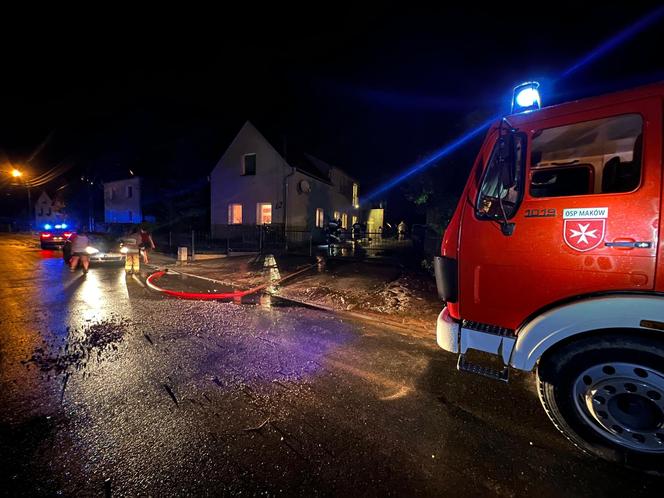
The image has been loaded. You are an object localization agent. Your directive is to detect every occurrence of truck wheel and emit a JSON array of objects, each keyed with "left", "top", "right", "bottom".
[{"left": 537, "top": 334, "right": 664, "bottom": 472}]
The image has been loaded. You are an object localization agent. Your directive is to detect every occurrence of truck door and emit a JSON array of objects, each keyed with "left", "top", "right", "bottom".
[{"left": 458, "top": 98, "right": 661, "bottom": 331}]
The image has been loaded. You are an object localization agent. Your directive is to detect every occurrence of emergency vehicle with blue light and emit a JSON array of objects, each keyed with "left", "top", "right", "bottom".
[
  {"left": 434, "top": 81, "right": 664, "bottom": 470},
  {"left": 39, "top": 223, "right": 74, "bottom": 249}
]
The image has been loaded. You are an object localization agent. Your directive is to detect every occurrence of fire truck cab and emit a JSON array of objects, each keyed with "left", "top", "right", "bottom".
[{"left": 434, "top": 82, "right": 664, "bottom": 469}]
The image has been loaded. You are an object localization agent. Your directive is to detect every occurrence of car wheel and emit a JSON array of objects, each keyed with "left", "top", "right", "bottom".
[{"left": 537, "top": 333, "right": 664, "bottom": 472}]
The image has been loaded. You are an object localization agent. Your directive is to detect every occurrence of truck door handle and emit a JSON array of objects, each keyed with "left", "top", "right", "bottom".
[{"left": 605, "top": 239, "right": 652, "bottom": 249}]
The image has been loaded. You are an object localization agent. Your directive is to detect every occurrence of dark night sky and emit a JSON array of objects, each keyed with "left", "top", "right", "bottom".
[{"left": 1, "top": 4, "right": 662, "bottom": 222}]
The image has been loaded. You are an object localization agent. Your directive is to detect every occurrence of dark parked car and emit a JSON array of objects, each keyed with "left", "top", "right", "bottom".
[{"left": 63, "top": 232, "right": 125, "bottom": 265}]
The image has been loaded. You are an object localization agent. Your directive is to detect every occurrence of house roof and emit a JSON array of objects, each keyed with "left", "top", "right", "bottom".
[
  {"left": 37, "top": 190, "right": 65, "bottom": 202},
  {"left": 102, "top": 176, "right": 141, "bottom": 186},
  {"left": 230, "top": 121, "right": 354, "bottom": 186},
  {"left": 284, "top": 148, "right": 333, "bottom": 185}
]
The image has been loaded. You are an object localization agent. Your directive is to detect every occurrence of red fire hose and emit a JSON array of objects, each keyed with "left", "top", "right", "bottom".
[
  {"left": 146, "top": 270, "right": 268, "bottom": 300},
  {"left": 145, "top": 264, "right": 315, "bottom": 300}
]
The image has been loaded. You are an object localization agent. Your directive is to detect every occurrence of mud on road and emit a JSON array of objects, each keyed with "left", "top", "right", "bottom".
[{"left": 0, "top": 234, "right": 661, "bottom": 497}]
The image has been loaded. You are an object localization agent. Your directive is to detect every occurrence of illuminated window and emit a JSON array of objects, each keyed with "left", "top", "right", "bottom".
[
  {"left": 243, "top": 154, "right": 256, "bottom": 175},
  {"left": 333, "top": 211, "right": 340, "bottom": 222},
  {"left": 341, "top": 213, "right": 348, "bottom": 229},
  {"left": 228, "top": 204, "right": 242, "bottom": 224},
  {"left": 315, "top": 208, "right": 324, "bottom": 228},
  {"left": 257, "top": 203, "right": 272, "bottom": 224},
  {"left": 352, "top": 183, "right": 359, "bottom": 207},
  {"left": 351, "top": 215, "right": 358, "bottom": 226}
]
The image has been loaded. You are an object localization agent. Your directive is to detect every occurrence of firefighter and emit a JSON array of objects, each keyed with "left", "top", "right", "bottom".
[
  {"left": 139, "top": 227, "right": 156, "bottom": 264},
  {"left": 397, "top": 220, "right": 407, "bottom": 240},
  {"left": 120, "top": 227, "right": 142, "bottom": 275},
  {"left": 352, "top": 221, "right": 362, "bottom": 241},
  {"left": 69, "top": 229, "right": 91, "bottom": 274}
]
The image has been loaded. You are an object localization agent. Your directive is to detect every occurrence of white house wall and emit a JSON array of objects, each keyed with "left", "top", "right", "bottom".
[
  {"left": 211, "top": 121, "right": 359, "bottom": 236},
  {"left": 287, "top": 171, "right": 358, "bottom": 230},
  {"left": 103, "top": 177, "right": 142, "bottom": 223},
  {"left": 35, "top": 192, "right": 66, "bottom": 228},
  {"left": 211, "top": 123, "right": 289, "bottom": 236},
  {"left": 286, "top": 171, "right": 321, "bottom": 230}
]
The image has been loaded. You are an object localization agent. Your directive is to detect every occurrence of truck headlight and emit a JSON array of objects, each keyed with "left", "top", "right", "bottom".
[
  {"left": 120, "top": 247, "right": 129, "bottom": 254},
  {"left": 85, "top": 246, "right": 99, "bottom": 255}
]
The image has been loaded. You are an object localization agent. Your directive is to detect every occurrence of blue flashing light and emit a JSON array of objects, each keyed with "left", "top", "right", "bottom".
[
  {"left": 512, "top": 82, "right": 541, "bottom": 113},
  {"left": 363, "top": 6, "right": 664, "bottom": 200},
  {"left": 559, "top": 6, "right": 664, "bottom": 80},
  {"left": 44, "top": 224, "right": 52, "bottom": 230},
  {"left": 61, "top": 223, "right": 68, "bottom": 229},
  {"left": 516, "top": 87, "right": 540, "bottom": 108},
  {"left": 365, "top": 114, "right": 500, "bottom": 200},
  {"left": 55, "top": 224, "right": 62, "bottom": 229}
]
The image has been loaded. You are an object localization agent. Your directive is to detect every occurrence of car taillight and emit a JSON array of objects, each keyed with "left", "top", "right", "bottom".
[
  {"left": 64, "top": 232, "right": 72, "bottom": 238},
  {"left": 41, "top": 233, "right": 52, "bottom": 239}
]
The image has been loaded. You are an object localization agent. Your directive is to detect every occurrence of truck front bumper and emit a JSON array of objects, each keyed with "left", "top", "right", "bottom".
[
  {"left": 436, "top": 307, "right": 516, "bottom": 365},
  {"left": 436, "top": 307, "right": 460, "bottom": 353}
]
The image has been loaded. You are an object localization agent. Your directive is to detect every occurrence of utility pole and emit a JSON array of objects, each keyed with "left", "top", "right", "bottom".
[
  {"left": 10, "top": 168, "right": 31, "bottom": 230},
  {"left": 26, "top": 183, "right": 32, "bottom": 230},
  {"left": 88, "top": 180, "right": 94, "bottom": 231},
  {"left": 82, "top": 174, "right": 96, "bottom": 232}
]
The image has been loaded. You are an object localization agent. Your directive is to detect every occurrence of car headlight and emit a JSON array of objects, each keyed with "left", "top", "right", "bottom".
[
  {"left": 120, "top": 247, "right": 129, "bottom": 254},
  {"left": 85, "top": 246, "right": 99, "bottom": 255}
]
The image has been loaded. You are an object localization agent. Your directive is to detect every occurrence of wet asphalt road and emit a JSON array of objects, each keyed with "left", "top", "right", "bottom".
[{"left": 0, "top": 234, "right": 660, "bottom": 497}]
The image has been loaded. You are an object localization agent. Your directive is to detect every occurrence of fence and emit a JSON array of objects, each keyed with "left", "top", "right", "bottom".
[
  {"left": 153, "top": 225, "right": 314, "bottom": 258},
  {"left": 331, "top": 227, "right": 441, "bottom": 261},
  {"left": 153, "top": 224, "right": 440, "bottom": 261}
]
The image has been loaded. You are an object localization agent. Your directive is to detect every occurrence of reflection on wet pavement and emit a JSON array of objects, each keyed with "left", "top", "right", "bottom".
[{"left": 0, "top": 235, "right": 661, "bottom": 497}]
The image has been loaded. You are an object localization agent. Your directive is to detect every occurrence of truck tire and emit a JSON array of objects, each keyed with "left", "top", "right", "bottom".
[{"left": 537, "top": 333, "right": 664, "bottom": 472}]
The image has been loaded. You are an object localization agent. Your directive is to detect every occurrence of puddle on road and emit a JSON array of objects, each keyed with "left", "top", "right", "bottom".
[
  {"left": 155, "top": 272, "right": 240, "bottom": 295},
  {"left": 22, "top": 316, "right": 131, "bottom": 377}
]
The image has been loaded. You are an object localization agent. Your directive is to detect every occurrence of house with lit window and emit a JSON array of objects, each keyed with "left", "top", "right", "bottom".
[
  {"left": 210, "top": 121, "right": 360, "bottom": 237},
  {"left": 103, "top": 177, "right": 142, "bottom": 223}
]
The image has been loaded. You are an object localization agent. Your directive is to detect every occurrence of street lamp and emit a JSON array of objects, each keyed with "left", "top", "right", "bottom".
[{"left": 11, "top": 168, "right": 23, "bottom": 178}]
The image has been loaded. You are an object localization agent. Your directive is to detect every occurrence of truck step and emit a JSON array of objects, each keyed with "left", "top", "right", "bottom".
[{"left": 457, "top": 354, "right": 509, "bottom": 382}]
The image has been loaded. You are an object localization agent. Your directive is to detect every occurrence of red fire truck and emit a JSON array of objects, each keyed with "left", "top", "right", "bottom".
[{"left": 434, "top": 81, "right": 664, "bottom": 470}]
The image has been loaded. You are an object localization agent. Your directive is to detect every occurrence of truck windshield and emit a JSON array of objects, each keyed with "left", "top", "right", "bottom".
[
  {"left": 476, "top": 133, "right": 525, "bottom": 219},
  {"left": 530, "top": 114, "right": 643, "bottom": 197}
]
